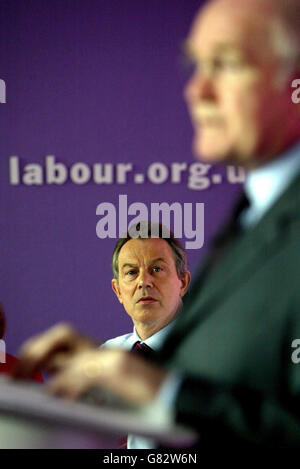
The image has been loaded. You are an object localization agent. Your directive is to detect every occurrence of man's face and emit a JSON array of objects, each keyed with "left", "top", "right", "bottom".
[
  {"left": 112, "top": 238, "right": 190, "bottom": 331},
  {"left": 184, "top": 0, "right": 294, "bottom": 167}
]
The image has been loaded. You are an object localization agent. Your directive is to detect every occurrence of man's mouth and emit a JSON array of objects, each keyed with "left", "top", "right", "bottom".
[
  {"left": 191, "top": 109, "right": 223, "bottom": 127},
  {"left": 137, "top": 296, "right": 158, "bottom": 304},
  {"left": 201, "top": 117, "right": 222, "bottom": 126}
]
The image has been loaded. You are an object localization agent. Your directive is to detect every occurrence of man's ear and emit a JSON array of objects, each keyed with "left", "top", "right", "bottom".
[
  {"left": 112, "top": 278, "right": 123, "bottom": 304},
  {"left": 180, "top": 270, "right": 191, "bottom": 298}
]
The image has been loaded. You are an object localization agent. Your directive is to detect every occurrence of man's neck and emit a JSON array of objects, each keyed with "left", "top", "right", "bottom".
[
  {"left": 134, "top": 304, "right": 182, "bottom": 340},
  {"left": 134, "top": 314, "right": 179, "bottom": 341},
  {"left": 134, "top": 321, "right": 167, "bottom": 341},
  {"left": 246, "top": 131, "right": 300, "bottom": 172}
]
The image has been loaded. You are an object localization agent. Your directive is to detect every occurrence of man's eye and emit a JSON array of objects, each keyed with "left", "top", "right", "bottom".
[
  {"left": 213, "top": 57, "right": 245, "bottom": 72},
  {"left": 153, "top": 267, "right": 162, "bottom": 273},
  {"left": 126, "top": 270, "right": 136, "bottom": 276}
]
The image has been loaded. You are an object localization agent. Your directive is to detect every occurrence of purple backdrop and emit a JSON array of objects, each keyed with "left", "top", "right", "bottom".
[{"left": 0, "top": 0, "right": 242, "bottom": 355}]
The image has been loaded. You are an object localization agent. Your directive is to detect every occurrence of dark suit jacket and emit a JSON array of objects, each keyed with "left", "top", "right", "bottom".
[{"left": 156, "top": 172, "right": 300, "bottom": 448}]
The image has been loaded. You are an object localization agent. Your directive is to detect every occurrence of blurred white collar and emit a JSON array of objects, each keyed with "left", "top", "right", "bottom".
[{"left": 241, "top": 140, "right": 300, "bottom": 228}]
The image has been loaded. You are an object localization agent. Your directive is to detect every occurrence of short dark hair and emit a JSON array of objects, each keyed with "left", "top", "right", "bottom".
[{"left": 112, "top": 221, "right": 188, "bottom": 281}]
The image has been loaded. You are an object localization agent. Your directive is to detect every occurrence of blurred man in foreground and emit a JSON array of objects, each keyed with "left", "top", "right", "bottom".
[{"left": 15, "top": 0, "right": 300, "bottom": 447}]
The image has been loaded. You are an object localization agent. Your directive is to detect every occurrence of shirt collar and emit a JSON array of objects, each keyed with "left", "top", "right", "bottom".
[
  {"left": 131, "top": 320, "right": 176, "bottom": 351},
  {"left": 242, "top": 140, "right": 300, "bottom": 227}
]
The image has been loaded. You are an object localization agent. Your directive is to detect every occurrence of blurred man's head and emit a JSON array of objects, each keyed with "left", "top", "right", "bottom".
[
  {"left": 184, "top": 0, "right": 300, "bottom": 169},
  {"left": 111, "top": 223, "right": 191, "bottom": 340}
]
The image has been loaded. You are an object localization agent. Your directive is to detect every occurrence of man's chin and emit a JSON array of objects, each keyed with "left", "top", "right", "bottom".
[
  {"left": 193, "top": 137, "right": 237, "bottom": 165},
  {"left": 132, "top": 306, "right": 162, "bottom": 321}
]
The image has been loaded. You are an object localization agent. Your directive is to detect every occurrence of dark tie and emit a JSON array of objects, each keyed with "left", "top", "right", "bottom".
[
  {"left": 131, "top": 341, "right": 153, "bottom": 359},
  {"left": 183, "top": 192, "right": 250, "bottom": 300},
  {"left": 207, "top": 192, "right": 250, "bottom": 270},
  {"left": 153, "top": 192, "right": 251, "bottom": 364},
  {"left": 119, "top": 341, "right": 154, "bottom": 448}
]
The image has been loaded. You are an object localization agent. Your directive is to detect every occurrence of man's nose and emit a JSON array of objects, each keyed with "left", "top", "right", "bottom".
[
  {"left": 184, "top": 69, "right": 216, "bottom": 103},
  {"left": 138, "top": 271, "right": 154, "bottom": 289}
]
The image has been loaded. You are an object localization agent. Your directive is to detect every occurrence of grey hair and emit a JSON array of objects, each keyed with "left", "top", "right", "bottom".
[
  {"left": 272, "top": 1, "right": 300, "bottom": 64},
  {"left": 255, "top": 0, "right": 300, "bottom": 91},
  {"left": 112, "top": 221, "right": 188, "bottom": 281},
  {"left": 207, "top": 0, "right": 300, "bottom": 82}
]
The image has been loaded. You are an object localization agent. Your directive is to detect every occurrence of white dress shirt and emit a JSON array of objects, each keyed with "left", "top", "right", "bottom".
[
  {"left": 102, "top": 320, "right": 175, "bottom": 352},
  {"left": 101, "top": 320, "right": 176, "bottom": 449},
  {"left": 240, "top": 140, "right": 300, "bottom": 228}
]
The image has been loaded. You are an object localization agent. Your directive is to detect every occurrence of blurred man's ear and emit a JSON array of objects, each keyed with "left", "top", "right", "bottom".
[
  {"left": 111, "top": 279, "right": 123, "bottom": 304},
  {"left": 0, "top": 303, "right": 6, "bottom": 339},
  {"left": 180, "top": 271, "right": 191, "bottom": 298}
]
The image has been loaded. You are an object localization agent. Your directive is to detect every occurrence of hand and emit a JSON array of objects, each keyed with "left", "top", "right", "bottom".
[
  {"left": 48, "top": 348, "right": 167, "bottom": 404},
  {"left": 13, "top": 323, "right": 97, "bottom": 379}
]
